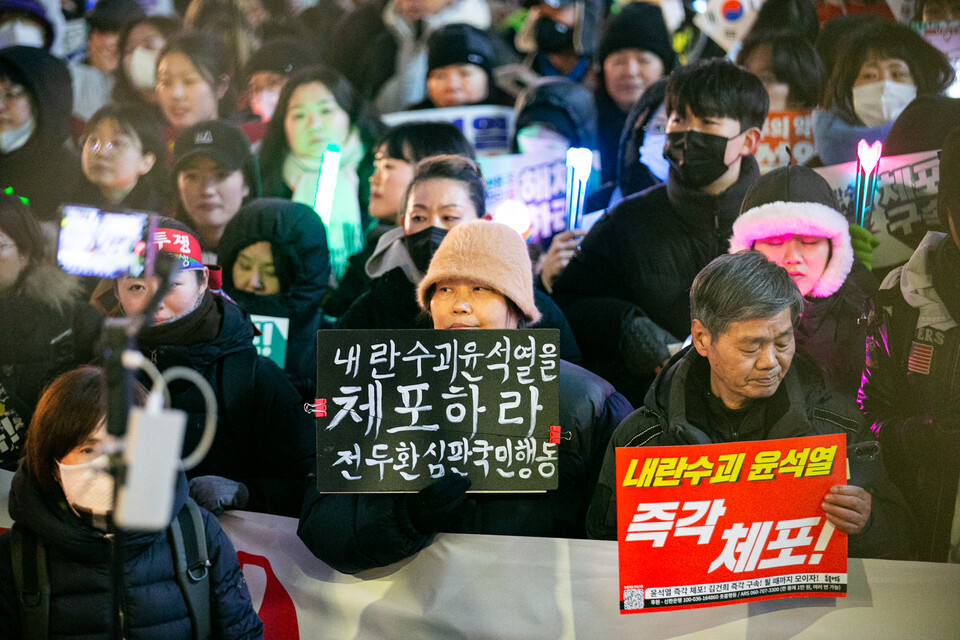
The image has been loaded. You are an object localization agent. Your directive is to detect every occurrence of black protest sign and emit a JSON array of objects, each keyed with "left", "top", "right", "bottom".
[{"left": 314, "top": 329, "right": 561, "bottom": 492}]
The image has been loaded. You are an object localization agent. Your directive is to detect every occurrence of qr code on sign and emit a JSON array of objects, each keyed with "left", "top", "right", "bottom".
[{"left": 623, "top": 588, "right": 644, "bottom": 610}]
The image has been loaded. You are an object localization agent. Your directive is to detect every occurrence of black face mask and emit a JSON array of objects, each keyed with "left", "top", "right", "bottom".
[
  {"left": 663, "top": 130, "right": 736, "bottom": 189},
  {"left": 404, "top": 226, "right": 449, "bottom": 274},
  {"left": 534, "top": 16, "right": 575, "bottom": 54}
]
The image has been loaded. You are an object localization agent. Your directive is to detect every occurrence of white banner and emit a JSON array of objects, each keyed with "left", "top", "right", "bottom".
[
  {"left": 813, "top": 150, "right": 941, "bottom": 269},
  {"left": 382, "top": 105, "right": 516, "bottom": 156}
]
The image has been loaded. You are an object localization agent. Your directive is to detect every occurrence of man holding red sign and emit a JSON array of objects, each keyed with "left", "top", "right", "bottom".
[{"left": 587, "top": 251, "right": 910, "bottom": 560}]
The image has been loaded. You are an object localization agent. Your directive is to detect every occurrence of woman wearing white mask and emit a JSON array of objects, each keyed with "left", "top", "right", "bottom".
[
  {"left": 0, "top": 45, "right": 80, "bottom": 222},
  {"left": 0, "top": 0, "right": 54, "bottom": 51},
  {"left": 814, "top": 20, "right": 954, "bottom": 166},
  {"left": 111, "top": 15, "right": 180, "bottom": 115},
  {"left": 0, "top": 366, "right": 264, "bottom": 638}
]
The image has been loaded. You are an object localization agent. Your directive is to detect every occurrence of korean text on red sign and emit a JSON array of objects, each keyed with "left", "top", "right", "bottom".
[{"left": 616, "top": 434, "right": 847, "bottom": 613}]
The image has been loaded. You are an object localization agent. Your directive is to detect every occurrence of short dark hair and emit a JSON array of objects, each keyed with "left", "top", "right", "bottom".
[
  {"left": 691, "top": 251, "right": 804, "bottom": 337},
  {"left": 82, "top": 103, "right": 167, "bottom": 189},
  {"left": 824, "top": 21, "right": 956, "bottom": 125},
  {"left": 750, "top": 0, "right": 819, "bottom": 43},
  {"left": 736, "top": 30, "right": 826, "bottom": 109},
  {"left": 664, "top": 59, "right": 769, "bottom": 132},
  {"left": 401, "top": 155, "right": 487, "bottom": 220},
  {"left": 376, "top": 121, "right": 476, "bottom": 164},
  {"left": 23, "top": 366, "right": 148, "bottom": 498}
]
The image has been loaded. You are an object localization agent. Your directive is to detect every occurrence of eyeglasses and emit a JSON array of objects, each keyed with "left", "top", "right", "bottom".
[
  {"left": 0, "top": 86, "right": 26, "bottom": 104},
  {"left": 82, "top": 136, "right": 138, "bottom": 155}
]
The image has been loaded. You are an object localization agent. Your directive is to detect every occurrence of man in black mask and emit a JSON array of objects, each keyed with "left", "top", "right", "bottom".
[{"left": 552, "top": 59, "right": 767, "bottom": 406}]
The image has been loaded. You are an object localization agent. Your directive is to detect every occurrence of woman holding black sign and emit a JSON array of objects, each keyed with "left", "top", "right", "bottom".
[{"left": 298, "top": 220, "right": 631, "bottom": 574}]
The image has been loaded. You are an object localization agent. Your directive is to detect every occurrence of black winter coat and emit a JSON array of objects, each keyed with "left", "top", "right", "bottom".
[
  {"left": 339, "top": 266, "right": 583, "bottom": 363},
  {"left": 552, "top": 159, "right": 760, "bottom": 404},
  {"left": 0, "top": 47, "right": 80, "bottom": 222},
  {"left": 298, "top": 359, "right": 633, "bottom": 573},
  {"left": 860, "top": 232, "right": 960, "bottom": 561},
  {"left": 138, "top": 293, "right": 315, "bottom": 517},
  {"left": 0, "top": 471, "right": 263, "bottom": 639},
  {"left": 587, "top": 347, "right": 913, "bottom": 560}
]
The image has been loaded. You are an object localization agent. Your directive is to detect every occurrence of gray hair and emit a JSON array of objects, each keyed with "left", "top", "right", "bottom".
[{"left": 690, "top": 251, "right": 804, "bottom": 337}]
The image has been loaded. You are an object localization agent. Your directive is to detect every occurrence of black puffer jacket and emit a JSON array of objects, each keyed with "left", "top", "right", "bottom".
[
  {"left": 0, "top": 265, "right": 101, "bottom": 463},
  {"left": 298, "top": 359, "right": 632, "bottom": 574},
  {"left": 137, "top": 292, "right": 315, "bottom": 517},
  {"left": 0, "top": 47, "right": 80, "bottom": 222},
  {"left": 860, "top": 232, "right": 960, "bottom": 562},
  {"left": 218, "top": 198, "right": 331, "bottom": 400},
  {"left": 552, "top": 159, "right": 761, "bottom": 404},
  {"left": 587, "top": 347, "right": 913, "bottom": 560},
  {"left": 0, "top": 471, "right": 263, "bottom": 639}
]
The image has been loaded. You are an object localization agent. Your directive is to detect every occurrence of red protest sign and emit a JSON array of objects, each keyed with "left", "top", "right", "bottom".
[
  {"left": 616, "top": 434, "right": 847, "bottom": 613},
  {"left": 755, "top": 110, "right": 816, "bottom": 174}
]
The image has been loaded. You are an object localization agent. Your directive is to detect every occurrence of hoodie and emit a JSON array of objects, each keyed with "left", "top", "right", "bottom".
[{"left": 0, "top": 46, "right": 80, "bottom": 221}]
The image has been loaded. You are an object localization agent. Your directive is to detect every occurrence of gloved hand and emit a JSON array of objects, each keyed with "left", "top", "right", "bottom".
[
  {"left": 849, "top": 224, "right": 880, "bottom": 271},
  {"left": 406, "top": 474, "right": 475, "bottom": 534},
  {"left": 188, "top": 475, "right": 250, "bottom": 516}
]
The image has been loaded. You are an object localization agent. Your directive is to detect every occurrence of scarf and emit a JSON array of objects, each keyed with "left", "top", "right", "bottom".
[
  {"left": 137, "top": 290, "right": 222, "bottom": 349},
  {"left": 283, "top": 128, "right": 365, "bottom": 282},
  {"left": 897, "top": 232, "right": 958, "bottom": 331}
]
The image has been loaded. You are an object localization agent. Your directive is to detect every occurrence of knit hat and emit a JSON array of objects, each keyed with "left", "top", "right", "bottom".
[
  {"left": 0, "top": 0, "right": 53, "bottom": 48},
  {"left": 85, "top": 0, "right": 144, "bottom": 32},
  {"left": 173, "top": 120, "right": 253, "bottom": 175},
  {"left": 418, "top": 220, "right": 542, "bottom": 324},
  {"left": 242, "top": 37, "right": 319, "bottom": 81},
  {"left": 730, "top": 165, "right": 853, "bottom": 298},
  {"left": 597, "top": 2, "right": 675, "bottom": 73},
  {"left": 427, "top": 24, "right": 495, "bottom": 74}
]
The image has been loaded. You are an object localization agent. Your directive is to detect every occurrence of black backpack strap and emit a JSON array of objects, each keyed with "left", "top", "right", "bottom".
[
  {"left": 10, "top": 526, "right": 49, "bottom": 640},
  {"left": 169, "top": 498, "right": 212, "bottom": 640}
]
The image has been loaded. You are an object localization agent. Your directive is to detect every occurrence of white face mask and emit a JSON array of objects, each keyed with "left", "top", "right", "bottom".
[
  {"left": 58, "top": 454, "right": 115, "bottom": 516},
  {"left": 0, "top": 20, "right": 45, "bottom": 49},
  {"left": 516, "top": 124, "right": 571, "bottom": 157},
  {"left": 126, "top": 46, "right": 158, "bottom": 91},
  {"left": 0, "top": 116, "right": 34, "bottom": 153},
  {"left": 852, "top": 80, "right": 917, "bottom": 128}
]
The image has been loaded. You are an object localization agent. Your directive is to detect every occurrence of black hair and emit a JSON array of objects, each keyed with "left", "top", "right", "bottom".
[
  {"left": 0, "top": 190, "right": 46, "bottom": 273},
  {"left": 81, "top": 103, "right": 168, "bottom": 194},
  {"left": 401, "top": 155, "right": 487, "bottom": 221},
  {"left": 376, "top": 121, "right": 476, "bottom": 164},
  {"left": 736, "top": 30, "right": 826, "bottom": 109},
  {"left": 664, "top": 58, "right": 769, "bottom": 132},
  {"left": 749, "top": 0, "right": 819, "bottom": 43},
  {"left": 157, "top": 31, "right": 235, "bottom": 119},
  {"left": 259, "top": 65, "right": 385, "bottom": 197},
  {"left": 112, "top": 15, "right": 181, "bottom": 108},
  {"left": 824, "top": 21, "right": 955, "bottom": 125}
]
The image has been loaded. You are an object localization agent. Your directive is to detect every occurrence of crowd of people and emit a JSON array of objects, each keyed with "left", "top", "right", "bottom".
[{"left": 0, "top": 0, "right": 958, "bottom": 635}]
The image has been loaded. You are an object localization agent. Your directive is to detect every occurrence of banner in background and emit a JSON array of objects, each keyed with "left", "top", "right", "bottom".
[
  {"left": 616, "top": 434, "right": 847, "bottom": 613},
  {"left": 479, "top": 152, "right": 568, "bottom": 246},
  {"left": 382, "top": 105, "right": 516, "bottom": 155},
  {"left": 814, "top": 150, "right": 940, "bottom": 269},
  {"left": 755, "top": 110, "right": 816, "bottom": 174},
  {"left": 313, "top": 329, "right": 561, "bottom": 492},
  {"left": 251, "top": 315, "right": 290, "bottom": 370}
]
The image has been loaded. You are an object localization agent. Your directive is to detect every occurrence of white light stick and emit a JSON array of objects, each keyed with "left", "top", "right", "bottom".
[
  {"left": 313, "top": 143, "right": 341, "bottom": 228},
  {"left": 564, "top": 147, "right": 593, "bottom": 231}
]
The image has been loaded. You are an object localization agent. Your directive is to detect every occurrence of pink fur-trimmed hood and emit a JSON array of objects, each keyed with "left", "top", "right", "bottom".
[{"left": 729, "top": 200, "right": 853, "bottom": 298}]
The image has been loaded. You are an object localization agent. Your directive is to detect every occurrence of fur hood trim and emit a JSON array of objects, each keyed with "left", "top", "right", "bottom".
[{"left": 729, "top": 200, "right": 853, "bottom": 298}]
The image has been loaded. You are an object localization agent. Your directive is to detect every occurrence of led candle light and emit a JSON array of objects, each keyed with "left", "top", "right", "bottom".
[
  {"left": 565, "top": 147, "right": 593, "bottom": 231},
  {"left": 854, "top": 139, "right": 882, "bottom": 228},
  {"left": 313, "top": 143, "right": 341, "bottom": 228}
]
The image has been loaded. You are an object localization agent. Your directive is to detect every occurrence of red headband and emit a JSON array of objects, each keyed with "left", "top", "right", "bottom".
[{"left": 153, "top": 227, "right": 204, "bottom": 270}]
